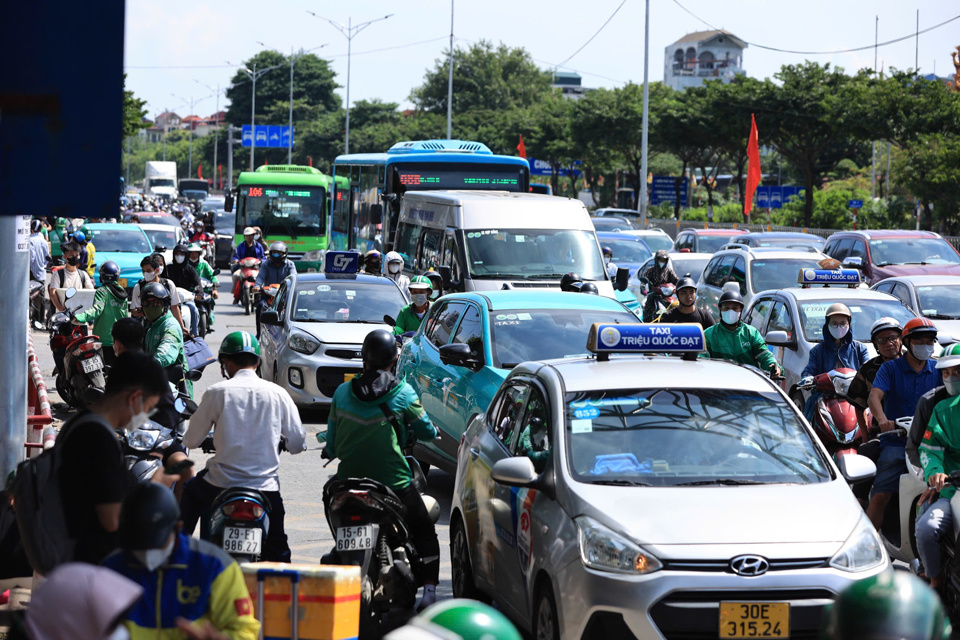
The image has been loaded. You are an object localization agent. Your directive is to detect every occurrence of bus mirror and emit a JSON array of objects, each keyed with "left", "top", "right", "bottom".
[
  {"left": 615, "top": 267, "right": 630, "bottom": 292},
  {"left": 224, "top": 194, "right": 234, "bottom": 212},
  {"left": 369, "top": 203, "right": 383, "bottom": 225},
  {"left": 438, "top": 265, "right": 453, "bottom": 290}
]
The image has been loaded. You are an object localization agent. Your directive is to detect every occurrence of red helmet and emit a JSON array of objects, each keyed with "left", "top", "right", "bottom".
[{"left": 902, "top": 317, "right": 938, "bottom": 339}]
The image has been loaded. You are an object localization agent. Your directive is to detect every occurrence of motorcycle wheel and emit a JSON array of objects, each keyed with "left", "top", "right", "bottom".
[
  {"left": 242, "top": 288, "right": 252, "bottom": 316},
  {"left": 198, "top": 313, "right": 208, "bottom": 338},
  {"left": 55, "top": 374, "right": 73, "bottom": 406}
]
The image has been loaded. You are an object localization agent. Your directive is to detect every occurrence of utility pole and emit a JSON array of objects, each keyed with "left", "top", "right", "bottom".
[
  {"left": 447, "top": 0, "right": 454, "bottom": 139},
  {"left": 638, "top": 0, "right": 651, "bottom": 224},
  {"left": 227, "top": 125, "right": 235, "bottom": 193},
  {"left": 237, "top": 61, "right": 285, "bottom": 170},
  {"left": 871, "top": 15, "right": 878, "bottom": 199},
  {"left": 308, "top": 11, "right": 393, "bottom": 154},
  {"left": 162, "top": 106, "right": 168, "bottom": 161},
  {"left": 0, "top": 216, "right": 28, "bottom": 481},
  {"left": 197, "top": 81, "right": 222, "bottom": 189}
]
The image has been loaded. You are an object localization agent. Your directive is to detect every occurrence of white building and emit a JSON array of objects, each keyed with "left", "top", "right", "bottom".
[{"left": 664, "top": 30, "right": 747, "bottom": 91}]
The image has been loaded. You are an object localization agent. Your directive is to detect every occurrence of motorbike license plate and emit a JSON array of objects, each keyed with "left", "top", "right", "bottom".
[
  {"left": 222, "top": 526, "right": 262, "bottom": 555},
  {"left": 81, "top": 355, "right": 104, "bottom": 374},
  {"left": 719, "top": 602, "right": 789, "bottom": 638},
  {"left": 118, "top": 278, "right": 127, "bottom": 288},
  {"left": 336, "top": 525, "right": 374, "bottom": 551}
]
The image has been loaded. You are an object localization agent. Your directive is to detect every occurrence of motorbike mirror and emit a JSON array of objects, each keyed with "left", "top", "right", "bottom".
[
  {"left": 836, "top": 453, "right": 876, "bottom": 484},
  {"left": 64, "top": 287, "right": 77, "bottom": 300},
  {"left": 174, "top": 398, "right": 186, "bottom": 414},
  {"left": 185, "top": 368, "right": 203, "bottom": 381},
  {"left": 406, "top": 455, "right": 428, "bottom": 493},
  {"left": 383, "top": 314, "right": 396, "bottom": 327},
  {"left": 491, "top": 456, "right": 538, "bottom": 487},
  {"left": 937, "top": 333, "right": 958, "bottom": 347},
  {"left": 614, "top": 267, "right": 630, "bottom": 292},
  {"left": 765, "top": 330, "right": 794, "bottom": 349},
  {"left": 212, "top": 268, "right": 221, "bottom": 276}
]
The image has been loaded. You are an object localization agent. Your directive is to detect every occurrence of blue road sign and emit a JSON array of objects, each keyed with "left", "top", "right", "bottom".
[
  {"left": 241, "top": 125, "right": 293, "bottom": 148},
  {"left": 848, "top": 199, "right": 863, "bottom": 209},
  {"left": 241, "top": 126, "right": 253, "bottom": 145},
  {"left": 650, "top": 176, "right": 689, "bottom": 207},
  {"left": 756, "top": 186, "right": 771, "bottom": 208},
  {"left": 280, "top": 127, "right": 293, "bottom": 148},
  {"left": 528, "top": 158, "right": 581, "bottom": 178},
  {"left": 587, "top": 323, "right": 706, "bottom": 354},
  {"left": 756, "top": 186, "right": 803, "bottom": 209}
]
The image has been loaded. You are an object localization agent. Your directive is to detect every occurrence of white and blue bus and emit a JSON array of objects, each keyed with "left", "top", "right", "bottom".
[{"left": 331, "top": 139, "right": 530, "bottom": 253}]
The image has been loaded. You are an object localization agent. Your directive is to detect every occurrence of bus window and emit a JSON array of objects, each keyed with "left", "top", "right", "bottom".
[
  {"left": 395, "top": 222, "right": 421, "bottom": 270},
  {"left": 420, "top": 228, "right": 444, "bottom": 271}
]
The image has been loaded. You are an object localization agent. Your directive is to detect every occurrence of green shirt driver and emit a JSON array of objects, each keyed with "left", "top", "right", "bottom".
[
  {"left": 703, "top": 289, "right": 781, "bottom": 377},
  {"left": 393, "top": 275, "right": 434, "bottom": 336}
]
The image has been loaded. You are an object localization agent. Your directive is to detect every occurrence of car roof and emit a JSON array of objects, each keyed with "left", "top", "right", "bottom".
[
  {"left": 740, "top": 232, "right": 824, "bottom": 241},
  {"left": 715, "top": 248, "right": 824, "bottom": 260},
  {"left": 596, "top": 232, "right": 646, "bottom": 242},
  {"left": 769, "top": 288, "right": 900, "bottom": 302},
  {"left": 828, "top": 229, "right": 941, "bottom": 239},
  {"left": 441, "top": 290, "right": 635, "bottom": 313},
  {"left": 135, "top": 223, "right": 180, "bottom": 231},
  {"left": 874, "top": 275, "right": 960, "bottom": 286},
  {"left": 668, "top": 251, "right": 712, "bottom": 259},
  {"left": 87, "top": 223, "right": 146, "bottom": 231},
  {"left": 684, "top": 228, "right": 748, "bottom": 236},
  {"left": 626, "top": 228, "right": 668, "bottom": 235},
  {"left": 532, "top": 356, "right": 775, "bottom": 393},
  {"left": 292, "top": 272, "right": 395, "bottom": 286}
]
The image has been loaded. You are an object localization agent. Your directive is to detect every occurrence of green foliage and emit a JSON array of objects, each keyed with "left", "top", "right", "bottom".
[{"left": 123, "top": 74, "right": 149, "bottom": 139}]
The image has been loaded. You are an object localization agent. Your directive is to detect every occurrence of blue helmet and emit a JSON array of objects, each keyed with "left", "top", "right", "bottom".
[
  {"left": 73, "top": 231, "right": 86, "bottom": 243},
  {"left": 99, "top": 261, "right": 121, "bottom": 284}
]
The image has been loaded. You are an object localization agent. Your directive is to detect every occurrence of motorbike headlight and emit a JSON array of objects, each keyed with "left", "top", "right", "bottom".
[
  {"left": 829, "top": 512, "right": 886, "bottom": 572},
  {"left": 126, "top": 428, "right": 160, "bottom": 452},
  {"left": 576, "top": 515, "right": 661, "bottom": 574},
  {"left": 289, "top": 330, "right": 321, "bottom": 355}
]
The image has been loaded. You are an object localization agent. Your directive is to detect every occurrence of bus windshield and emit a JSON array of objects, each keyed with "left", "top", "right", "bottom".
[
  {"left": 464, "top": 228, "right": 606, "bottom": 280},
  {"left": 239, "top": 185, "right": 325, "bottom": 238}
]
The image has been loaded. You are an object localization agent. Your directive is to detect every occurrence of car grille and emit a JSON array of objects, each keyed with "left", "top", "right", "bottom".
[
  {"left": 325, "top": 348, "right": 362, "bottom": 361},
  {"left": 660, "top": 558, "right": 829, "bottom": 572},
  {"left": 580, "top": 612, "right": 638, "bottom": 640},
  {"left": 316, "top": 366, "right": 363, "bottom": 398},
  {"left": 650, "top": 589, "right": 834, "bottom": 640}
]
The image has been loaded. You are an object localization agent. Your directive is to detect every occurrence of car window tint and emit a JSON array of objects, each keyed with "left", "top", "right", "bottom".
[
  {"left": 441, "top": 232, "right": 461, "bottom": 283},
  {"left": 891, "top": 283, "right": 912, "bottom": 305},
  {"left": 394, "top": 222, "right": 421, "bottom": 269},
  {"left": 848, "top": 241, "right": 867, "bottom": 260},
  {"left": 452, "top": 305, "right": 484, "bottom": 360},
  {"left": 833, "top": 239, "right": 854, "bottom": 261},
  {"left": 274, "top": 283, "right": 288, "bottom": 317},
  {"left": 706, "top": 256, "right": 735, "bottom": 287},
  {"left": 491, "top": 383, "right": 530, "bottom": 450},
  {"left": 768, "top": 302, "right": 795, "bottom": 341},
  {"left": 730, "top": 257, "right": 747, "bottom": 294},
  {"left": 874, "top": 282, "right": 893, "bottom": 294},
  {"left": 746, "top": 298, "right": 774, "bottom": 332},
  {"left": 426, "top": 302, "right": 466, "bottom": 348}
]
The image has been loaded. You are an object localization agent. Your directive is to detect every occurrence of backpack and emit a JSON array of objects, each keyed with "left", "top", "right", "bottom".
[
  {"left": 11, "top": 413, "right": 116, "bottom": 574},
  {"left": 57, "top": 267, "right": 91, "bottom": 289}
]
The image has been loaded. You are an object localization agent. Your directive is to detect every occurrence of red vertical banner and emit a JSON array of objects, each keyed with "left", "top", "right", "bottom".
[
  {"left": 218, "top": 164, "right": 223, "bottom": 190},
  {"left": 197, "top": 164, "right": 203, "bottom": 180},
  {"left": 308, "top": 155, "right": 313, "bottom": 167},
  {"left": 516, "top": 135, "right": 527, "bottom": 159},
  {"left": 744, "top": 114, "right": 762, "bottom": 219}
]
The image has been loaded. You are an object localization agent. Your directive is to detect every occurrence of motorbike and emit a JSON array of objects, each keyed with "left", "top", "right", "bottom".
[
  {"left": 797, "top": 368, "right": 860, "bottom": 458},
  {"left": 48, "top": 288, "right": 106, "bottom": 408},
  {"left": 874, "top": 415, "right": 929, "bottom": 567},
  {"left": 235, "top": 257, "right": 261, "bottom": 316},
  {"left": 320, "top": 450, "right": 440, "bottom": 635},
  {"left": 194, "top": 273, "right": 219, "bottom": 338},
  {"left": 120, "top": 391, "right": 198, "bottom": 482},
  {"left": 29, "top": 280, "right": 46, "bottom": 330}
]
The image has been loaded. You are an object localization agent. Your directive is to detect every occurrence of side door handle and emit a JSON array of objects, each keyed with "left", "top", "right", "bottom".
[{"left": 469, "top": 447, "right": 480, "bottom": 459}]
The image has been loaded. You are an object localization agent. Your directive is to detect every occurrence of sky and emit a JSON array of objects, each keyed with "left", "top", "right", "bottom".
[{"left": 124, "top": 0, "right": 959, "bottom": 121}]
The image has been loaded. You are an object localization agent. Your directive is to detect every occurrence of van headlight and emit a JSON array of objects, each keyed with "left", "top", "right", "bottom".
[
  {"left": 829, "top": 513, "right": 886, "bottom": 572},
  {"left": 576, "top": 515, "right": 661, "bottom": 574},
  {"left": 288, "top": 330, "right": 320, "bottom": 355}
]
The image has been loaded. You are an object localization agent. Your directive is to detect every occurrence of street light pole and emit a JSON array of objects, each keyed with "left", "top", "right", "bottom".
[
  {"left": 638, "top": 0, "right": 651, "bottom": 224},
  {"left": 447, "top": 0, "right": 454, "bottom": 139},
  {"left": 308, "top": 11, "right": 393, "bottom": 154},
  {"left": 237, "top": 61, "right": 284, "bottom": 170}
]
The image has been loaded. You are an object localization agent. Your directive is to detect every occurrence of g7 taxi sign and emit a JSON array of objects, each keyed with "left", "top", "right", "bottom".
[
  {"left": 587, "top": 323, "right": 705, "bottom": 357},
  {"left": 798, "top": 269, "right": 861, "bottom": 287},
  {"left": 324, "top": 251, "right": 360, "bottom": 274}
]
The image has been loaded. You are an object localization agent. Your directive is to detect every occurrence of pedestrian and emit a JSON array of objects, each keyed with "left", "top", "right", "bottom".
[
  {"left": 28, "top": 219, "right": 50, "bottom": 287},
  {"left": 48, "top": 242, "right": 94, "bottom": 312},
  {"left": 73, "top": 262, "right": 128, "bottom": 367}
]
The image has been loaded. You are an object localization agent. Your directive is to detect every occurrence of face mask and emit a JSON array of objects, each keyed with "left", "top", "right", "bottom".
[
  {"left": 189, "top": 256, "right": 200, "bottom": 265},
  {"left": 255, "top": 234, "right": 261, "bottom": 240},
  {"left": 123, "top": 394, "right": 149, "bottom": 432},
  {"left": 66, "top": 256, "right": 80, "bottom": 267},
  {"left": 828, "top": 324, "right": 849, "bottom": 340},
  {"left": 721, "top": 309, "right": 741, "bottom": 325},
  {"left": 142, "top": 270, "right": 156, "bottom": 281},
  {"left": 143, "top": 305, "right": 164, "bottom": 322},
  {"left": 388, "top": 263, "right": 401, "bottom": 274},
  {"left": 412, "top": 293, "right": 428, "bottom": 306},
  {"left": 657, "top": 261, "right": 667, "bottom": 269},
  {"left": 106, "top": 625, "right": 131, "bottom": 640},
  {"left": 912, "top": 344, "right": 935, "bottom": 361},
  {"left": 132, "top": 537, "right": 175, "bottom": 571},
  {"left": 946, "top": 376, "right": 960, "bottom": 397},
  {"left": 174, "top": 255, "right": 185, "bottom": 264}
]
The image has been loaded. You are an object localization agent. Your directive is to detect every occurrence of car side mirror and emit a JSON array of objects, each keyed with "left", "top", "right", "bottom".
[
  {"left": 185, "top": 368, "right": 203, "bottom": 382},
  {"left": 836, "top": 453, "right": 876, "bottom": 484},
  {"left": 260, "top": 310, "right": 282, "bottom": 326},
  {"left": 842, "top": 257, "right": 863, "bottom": 269},
  {"left": 224, "top": 194, "right": 234, "bottom": 212},
  {"left": 439, "top": 343, "right": 481, "bottom": 371},
  {"left": 614, "top": 267, "right": 630, "bottom": 291},
  {"left": 765, "top": 330, "right": 795, "bottom": 349},
  {"left": 938, "top": 333, "right": 958, "bottom": 347},
  {"left": 491, "top": 457, "right": 538, "bottom": 487}
]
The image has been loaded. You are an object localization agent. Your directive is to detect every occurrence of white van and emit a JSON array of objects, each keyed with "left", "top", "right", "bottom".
[{"left": 394, "top": 191, "right": 621, "bottom": 297}]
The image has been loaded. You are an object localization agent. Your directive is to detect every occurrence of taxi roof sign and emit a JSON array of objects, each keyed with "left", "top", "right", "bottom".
[
  {"left": 798, "top": 268, "right": 861, "bottom": 288},
  {"left": 324, "top": 251, "right": 361, "bottom": 274},
  {"left": 587, "top": 323, "right": 705, "bottom": 361}
]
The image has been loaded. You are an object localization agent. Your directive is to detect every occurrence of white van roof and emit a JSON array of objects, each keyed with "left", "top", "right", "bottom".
[{"left": 400, "top": 190, "right": 592, "bottom": 230}]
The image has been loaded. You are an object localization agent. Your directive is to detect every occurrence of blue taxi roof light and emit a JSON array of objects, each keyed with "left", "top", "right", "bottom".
[
  {"left": 587, "top": 323, "right": 706, "bottom": 358},
  {"left": 324, "top": 251, "right": 361, "bottom": 274},
  {"left": 798, "top": 268, "right": 861, "bottom": 288}
]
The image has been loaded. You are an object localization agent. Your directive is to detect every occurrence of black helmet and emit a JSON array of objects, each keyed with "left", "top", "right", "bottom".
[
  {"left": 269, "top": 241, "right": 287, "bottom": 263},
  {"left": 99, "top": 261, "right": 121, "bottom": 285},
  {"left": 31, "top": 219, "right": 43, "bottom": 233},
  {"left": 362, "top": 329, "right": 397, "bottom": 371},
  {"left": 560, "top": 272, "right": 582, "bottom": 292},
  {"left": 718, "top": 289, "right": 744, "bottom": 309},
  {"left": 676, "top": 276, "right": 697, "bottom": 292},
  {"left": 602, "top": 246, "right": 613, "bottom": 257},
  {"left": 579, "top": 282, "right": 599, "bottom": 295},
  {"left": 119, "top": 483, "right": 180, "bottom": 550},
  {"left": 141, "top": 281, "right": 171, "bottom": 307}
]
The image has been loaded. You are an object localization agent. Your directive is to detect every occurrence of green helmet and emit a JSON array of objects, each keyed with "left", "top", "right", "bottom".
[
  {"left": 822, "top": 571, "right": 951, "bottom": 640},
  {"left": 936, "top": 342, "right": 960, "bottom": 369},
  {"left": 80, "top": 225, "right": 92, "bottom": 237},
  {"left": 218, "top": 331, "right": 261, "bottom": 359},
  {"left": 409, "top": 275, "right": 433, "bottom": 291},
  {"left": 415, "top": 599, "right": 522, "bottom": 640}
]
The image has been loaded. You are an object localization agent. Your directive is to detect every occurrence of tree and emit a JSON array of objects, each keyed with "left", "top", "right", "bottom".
[
  {"left": 895, "top": 133, "right": 960, "bottom": 233},
  {"left": 123, "top": 74, "right": 149, "bottom": 139},
  {"left": 410, "top": 40, "right": 552, "bottom": 114}
]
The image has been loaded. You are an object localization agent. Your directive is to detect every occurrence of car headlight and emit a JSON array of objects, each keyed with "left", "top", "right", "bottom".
[
  {"left": 288, "top": 330, "right": 321, "bottom": 355},
  {"left": 830, "top": 512, "right": 886, "bottom": 572},
  {"left": 576, "top": 515, "right": 662, "bottom": 574},
  {"left": 126, "top": 428, "right": 159, "bottom": 452}
]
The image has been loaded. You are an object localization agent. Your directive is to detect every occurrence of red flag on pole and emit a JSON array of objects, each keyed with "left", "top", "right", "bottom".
[
  {"left": 308, "top": 155, "right": 313, "bottom": 167},
  {"left": 516, "top": 135, "right": 527, "bottom": 159},
  {"left": 218, "top": 164, "right": 222, "bottom": 190},
  {"left": 744, "top": 114, "right": 761, "bottom": 218},
  {"left": 197, "top": 164, "right": 203, "bottom": 180}
]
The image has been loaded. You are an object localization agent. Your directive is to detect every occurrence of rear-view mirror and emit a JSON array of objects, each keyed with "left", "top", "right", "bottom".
[
  {"left": 837, "top": 453, "right": 876, "bottom": 484},
  {"left": 369, "top": 203, "right": 383, "bottom": 225},
  {"left": 765, "top": 330, "right": 795, "bottom": 349},
  {"left": 212, "top": 268, "right": 221, "bottom": 276},
  {"left": 65, "top": 287, "right": 77, "bottom": 300},
  {"left": 260, "top": 310, "right": 282, "bottom": 326},
  {"left": 439, "top": 343, "right": 481, "bottom": 371},
  {"left": 491, "top": 457, "right": 538, "bottom": 487},
  {"left": 614, "top": 267, "right": 630, "bottom": 292},
  {"left": 842, "top": 257, "right": 863, "bottom": 269},
  {"left": 383, "top": 314, "right": 396, "bottom": 327},
  {"left": 437, "top": 265, "right": 453, "bottom": 290}
]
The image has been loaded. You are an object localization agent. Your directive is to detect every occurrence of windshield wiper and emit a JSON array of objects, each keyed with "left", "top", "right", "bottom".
[
  {"left": 471, "top": 273, "right": 529, "bottom": 280},
  {"left": 674, "top": 478, "right": 771, "bottom": 486},
  {"left": 928, "top": 314, "right": 960, "bottom": 320},
  {"left": 588, "top": 479, "right": 652, "bottom": 486}
]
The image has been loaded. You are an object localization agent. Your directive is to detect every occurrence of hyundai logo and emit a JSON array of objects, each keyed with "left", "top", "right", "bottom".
[{"left": 730, "top": 555, "right": 770, "bottom": 577}]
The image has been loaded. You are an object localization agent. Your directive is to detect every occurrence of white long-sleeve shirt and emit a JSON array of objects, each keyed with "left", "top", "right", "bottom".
[{"left": 184, "top": 369, "right": 306, "bottom": 491}]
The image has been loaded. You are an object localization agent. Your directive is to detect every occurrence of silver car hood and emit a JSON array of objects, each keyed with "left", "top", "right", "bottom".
[
  {"left": 289, "top": 320, "right": 384, "bottom": 345},
  {"left": 570, "top": 479, "right": 859, "bottom": 548}
]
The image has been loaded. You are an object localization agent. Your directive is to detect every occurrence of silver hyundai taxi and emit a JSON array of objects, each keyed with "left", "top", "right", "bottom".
[{"left": 450, "top": 323, "right": 886, "bottom": 640}]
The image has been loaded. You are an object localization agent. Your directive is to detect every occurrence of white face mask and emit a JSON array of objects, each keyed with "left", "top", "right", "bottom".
[
  {"left": 945, "top": 376, "right": 960, "bottom": 397},
  {"left": 828, "top": 324, "right": 849, "bottom": 340},
  {"left": 912, "top": 344, "right": 935, "bottom": 361},
  {"left": 721, "top": 309, "right": 741, "bottom": 325},
  {"left": 132, "top": 536, "right": 175, "bottom": 571},
  {"left": 106, "top": 625, "right": 131, "bottom": 640},
  {"left": 412, "top": 293, "right": 428, "bottom": 306},
  {"left": 388, "top": 263, "right": 401, "bottom": 274},
  {"left": 174, "top": 255, "right": 185, "bottom": 264},
  {"left": 142, "top": 270, "right": 156, "bottom": 281},
  {"left": 123, "top": 394, "right": 149, "bottom": 432}
]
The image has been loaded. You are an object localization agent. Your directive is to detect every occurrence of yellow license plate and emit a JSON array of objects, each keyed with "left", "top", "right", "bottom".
[
  {"left": 719, "top": 602, "right": 789, "bottom": 638},
  {"left": 118, "top": 278, "right": 127, "bottom": 288},
  {"left": 344, "top": 373, "right": 357, "bottom": 382}
]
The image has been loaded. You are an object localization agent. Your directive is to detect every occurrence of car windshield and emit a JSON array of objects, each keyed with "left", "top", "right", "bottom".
[
  {"left": 756, "top": 238, "right": 825, "bottom": 250},
  {"left": 698, "top": 235, "right": 741, "bottom": 253},
  {"left": 142, "top": 229, "right": 178, "bottom": 251},
  {"left": 916, "top": 285, "right": 960, "bottom": 320},
  {"left": 214, "top": 211, "right": 236, "bottom": 233},
  {"left": 490, "top": 308, "right": 636, "bottom": 367},
  {"left": 592, "top": 219, "right": 636, "bottom": 231},
  {"left": 565, "top": 388, "right": 831, "bottom": 486},
  {"left": 87, "top": 229, "right": 151, "bottom": 253},
  {"left": 203, "top": 200, "right": 225, "bottom": 212},
  {"left": 464, "top": 229, "right": 606, "bottom": 281},
  {"left": 750, "top": 258, "right": 822, "bottom": 294},
  {"left": 798, "top": 299, "right": 916, "bottom": 342},
  {"left": 603, "top": 239, "right": 653, "bottom": 263},
  {"left": 292, "top": 281, "right": 406, "bottom": 323},
  {"left": 671, "top": 256, "right": 711, "bottom": 282},
  {"left": 638, "top": 234, "right": 674, "bottom": 253},
  {"left": 869, "top": 238, "right": 960, "bottom": 266}
]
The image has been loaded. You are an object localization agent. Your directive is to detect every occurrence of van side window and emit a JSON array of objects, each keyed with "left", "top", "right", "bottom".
[
  {"left": 420, "top": 228, "right": 444, "bottom": 271},
  {"left": 395, "top": 222, "right": 422, "bottom": 269},
  {"left": 441, "top": 232, "right": 461, "bottom": 283}
]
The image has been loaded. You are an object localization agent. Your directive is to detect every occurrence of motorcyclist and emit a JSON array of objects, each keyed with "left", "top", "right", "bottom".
[
  {"left": 182, "top": 332, "right": 307, "bottom": 563},
  {"left": 102, "top": 484, "right": 260, "bottom": 640},
  {"left": 848, "top": 317, "right": 904, "bottom": 442},
  {"left": 384, "top": 251, "right": 411, "bottom": 299},
  {"left": 866, "top": 317, "right": 941, "bottom": 529},
  {"left": 231, "top": 227, "right": 265, "bottom": 304},
  {"left": 799, "top": 303, "right": 869, "bottom": 422},
  {"left": 363, "top": 249, "right": 382, "bottom": 275},
  {"left": 254, "top": 241, "right": 295, "bottom": 333},
  {"left": 189, "top": 220, "right": 214, "bottom": 248},
  {"left": 703, "top": 290, "right": 782, "bottom": 377},
  {"left": 560, "top": 272, "right": 583, "bottom": 292},
  {"left": 48, "top": 241, "right": 94, "bottom": 311},
  {"left": 187, "top": 242, "right": 219, "bottom": 331},
  {"left": 393, "top": 276, "right": 433, "bottom": 336},
  {"left": 908, "top": 343, "right": 959, "bottom": 475},
  {"left": 658, "top": 275, "right": 715, "bottom": 327},
  {"left": 165, "top": 244, "right": 202, "bottom": 338},
  {"left": 141, "top": 282, "right": 192, "bottom": 399},
  {"left": 325, "top": 329, "right": 440, "bottom": 610},
  {"left": 71, "top": 230, "right": 94, "bottom": 278},
  {"left": 384, "top": 599, "right": 522, "bottom": 640},
  {"left": 641, "top": 249, "right": 678, "bottom": 322},
  {"left": 73, "top": 262, "right": 128, "bottom": 367},
  {"left": 820, "top": 570, "right": 951, "bottom": 640},
  {"left": 602, "top": 246, "right": 617, "bottom": 279},
  {"left": 132, "top": 254, "right": 188, "bottom": 336}
]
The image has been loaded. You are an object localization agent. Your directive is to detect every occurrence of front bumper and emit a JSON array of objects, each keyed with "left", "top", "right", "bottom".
[
  {"left": 275, "top": 346, "right": 364, "bottom": 407},
  {"left": 554, "top": 555, "right": 888, "bottom": 640}
]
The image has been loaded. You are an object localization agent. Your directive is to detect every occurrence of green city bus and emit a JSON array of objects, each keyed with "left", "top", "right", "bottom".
[{"left": 228, "top": 165, "right": 341, "bottom": 272}]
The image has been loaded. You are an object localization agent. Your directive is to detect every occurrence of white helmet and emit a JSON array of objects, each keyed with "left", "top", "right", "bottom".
[{"left": 243, "top": 227, "right": 255, "bottom": 236}]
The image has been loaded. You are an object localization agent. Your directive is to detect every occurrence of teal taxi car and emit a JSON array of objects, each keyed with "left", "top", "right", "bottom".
[
  {"left": 85, "top": 223, "right": 154, "bottom": 288},
  {"left": 396, "top": 290, "right": 638, "bottom": 474}
]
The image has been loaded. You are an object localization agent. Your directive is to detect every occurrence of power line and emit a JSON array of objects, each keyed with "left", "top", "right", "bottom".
[
  {"left": 554, "top": 0, "right": 627, "bottom": 69},
  {"left": 327, "top": 36, "right": 449, "bottom": 58},
  {"left": 670, "top": 0, "right": 960, "bottom": 56},
  {"left": 127, "top": 64, "right": 235, "bottom": 69}
]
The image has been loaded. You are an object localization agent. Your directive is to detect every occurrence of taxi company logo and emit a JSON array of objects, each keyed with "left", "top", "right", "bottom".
[
  {"left": 599, "top": 327, "right": 621, "bottom": 347},
  {"left": 730, "top": 555, "right": 769, "bottom": 576},
  {"left": 333, "top": 254, "right": 352, "bottom": 269},
  {"left": 803, "top": 269, "right": 817, "bottom": 281}
]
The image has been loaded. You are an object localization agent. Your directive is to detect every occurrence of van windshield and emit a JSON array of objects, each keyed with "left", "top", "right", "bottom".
[{"left": 464, "top": 229, "right": 606, "bottom": 280}]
